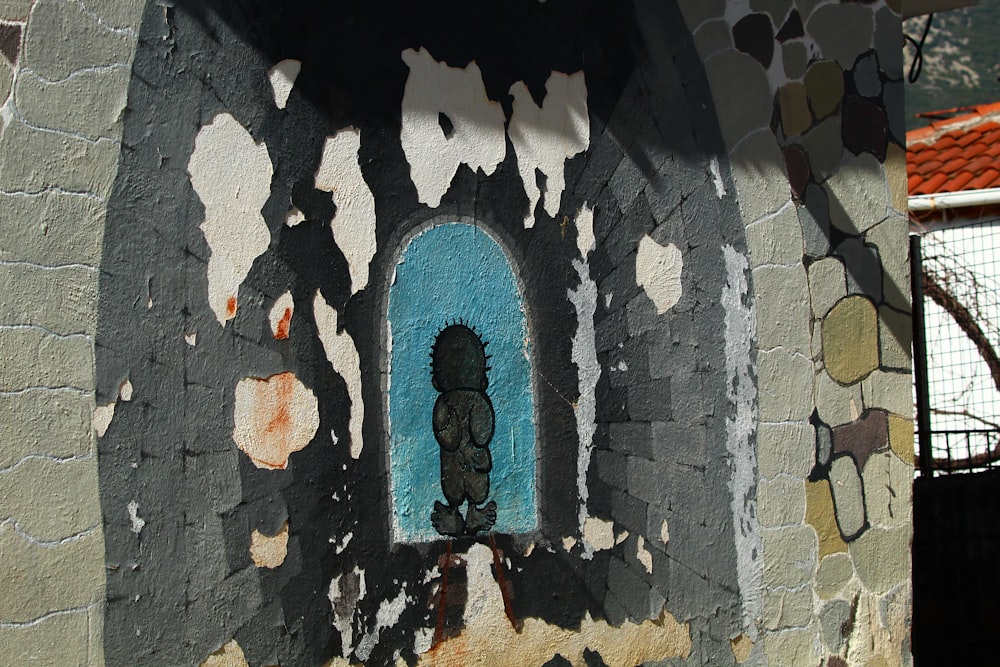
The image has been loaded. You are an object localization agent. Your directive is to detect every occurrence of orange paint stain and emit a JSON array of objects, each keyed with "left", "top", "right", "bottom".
[
  {"left": 233, "top": 372, "right": 319, "bottom": 470},
  {"left": 275, "top": 307, "right": 292, "bottom": 339},
  {"left": 226, "top": 295, "right": 238, "bottom": 319}
]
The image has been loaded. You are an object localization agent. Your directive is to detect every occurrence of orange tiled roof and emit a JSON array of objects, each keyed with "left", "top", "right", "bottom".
[{"left": 907, "top": 101, "right": 1000, "bottom": 196}]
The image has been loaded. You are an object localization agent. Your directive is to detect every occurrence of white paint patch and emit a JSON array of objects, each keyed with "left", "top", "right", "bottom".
[
  {"left": 119, "top": 378, "right": 133, "bottom": 402},
  {"left": 582, "top": 516, "right": 614, "bottom": 552},
  {"left": 284, "top": 206, "right": 305, "bottom": 227},
  {"left": 660, "top": 519, "right": 670, "bottom": 545},
  {"left": 605, "top": 292, "right": 613, "bottom": 309},
  {"left": 636, "top": 535, "right": 653, "bottom": 575},
  {"left": 184, "top": 332, "right": 197, "bottom": 346},
  {"left": 329, "top": 567, "right": 366, "bottom": 657},
  {"left": 355, "top": 585, "right": 408, "bottom": 661},
  {"left": 232, "top": 372, "right": 320, "bottom": 470},
  {"left": 567, "top": 205, "right": 601, "bottom": 558},
  {"left": 267, "top": 59, "right": 301, "bottom": 110},
  {"left": 722, "top": 245, "right": 762, "bottom": 640},
  {"left": 315, "top": 127, "right": 377, "bottom": 295},
  {"left": 636, "top": 235, "right": 683, "bottom": 314},
  {"left": 250, "top": 522, "right": 289, "bottom": 569},
  {"left": 269, "top": 291, "right": 294, "bottom": 339},
  {"left": 575, "top": 203, "right": 595, "bottom": 258},
  {"left": 400, "top": 47, "right": 507, "bottom": 208},
  {"left": 188, "top": 112, "right": 273, "bottom": 326},
  {"left": 93, "top": 403, "right": 115, "bottom": 437},
  {"left": 709, "top": 156, "right": 727, "bottom": 198},
  {"left": 508, "top": 71, "right": 589, "bottom": 228},
  {"left": 615, "top": 530, "right": 629, "bottom": 546},
  {"left": 335, "top": 531, "right": 353, "bottom": 555},
  {"left": 313, "top": 290, "right": 364, "bottom": 459},
  {"left": 127, "top": 500, "right": 145, "bottom": 534},
  {"left": 412, "top": 627, "right": 434, "bottom": 656},
  {"left": 562, "top": 535, "right": 578, "bottom": 551}
]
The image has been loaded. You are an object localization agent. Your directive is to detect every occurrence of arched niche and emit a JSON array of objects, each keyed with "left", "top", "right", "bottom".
[{"left": 385, "top": 221, "right": 538, "bottom": 543}]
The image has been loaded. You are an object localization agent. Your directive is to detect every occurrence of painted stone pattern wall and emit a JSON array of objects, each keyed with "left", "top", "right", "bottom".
[{"left": 0, "top": 1, "right": 912, "bottom": 666}]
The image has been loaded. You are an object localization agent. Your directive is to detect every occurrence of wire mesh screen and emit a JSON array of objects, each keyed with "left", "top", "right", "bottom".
[{"left": 917, "top": 219, "right": 1000, "bottom": 474}]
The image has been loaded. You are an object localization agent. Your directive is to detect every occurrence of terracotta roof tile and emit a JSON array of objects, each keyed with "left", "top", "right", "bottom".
[
  {"left": 946, "top": 171, "right": 975, "bottom": 191},
  {"left": 908, "top": 101, "right": 1000, "bottom": 196},
  {"left": 968, "top": 168, "right": 1000, "bottom": 190}
]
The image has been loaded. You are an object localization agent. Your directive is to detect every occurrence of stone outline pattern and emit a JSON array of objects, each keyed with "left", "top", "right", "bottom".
[
  {"left": 676, "top": 0, "right": 913, "bottom": 664},
  {"left": 0, "top": 0, "right": 145, "bottom": 664}
]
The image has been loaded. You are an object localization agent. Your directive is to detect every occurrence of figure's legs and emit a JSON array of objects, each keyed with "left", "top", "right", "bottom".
[
  {"left": 465, "top": 499, "right": 496, "bottom": 534},
  {"left": 433, "top": 451, "right": 466, "bottom": 536},
  {"left": 432, "top": 501, "right": 465, "bottom": 536}
]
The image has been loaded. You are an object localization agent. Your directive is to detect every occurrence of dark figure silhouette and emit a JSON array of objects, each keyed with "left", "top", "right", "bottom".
[{"left": 430, "top": 323, "right": 497, "bottom": 536}]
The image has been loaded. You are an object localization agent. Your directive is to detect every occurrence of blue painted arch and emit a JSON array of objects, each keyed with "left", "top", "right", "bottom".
[{"left": 386, "top": 222, "right": 537, "bottom": 542}]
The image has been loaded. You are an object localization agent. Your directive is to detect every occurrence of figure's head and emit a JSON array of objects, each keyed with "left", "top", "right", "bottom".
[{"left": 431, "top": 323, "right": 489, "bottom": 391}]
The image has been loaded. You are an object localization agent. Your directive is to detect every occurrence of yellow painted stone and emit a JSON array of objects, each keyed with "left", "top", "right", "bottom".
[
  {"left": 805, "top": 479, "right": 848, "bottom": 559},
  {"left": 731, "top": 633, "right": 753, "bottom": 664},
  {"left": 822, "top": 296, "right": 879, "bottom": 385},
  {"left": 888, "top": 414, "right": 914, "bottom": 465},
  {"left": 885, "top": 143, "right": 907, "bottom": 213},
  {"left": 779, "top": 82, "right": 812, "bottom": 137}
]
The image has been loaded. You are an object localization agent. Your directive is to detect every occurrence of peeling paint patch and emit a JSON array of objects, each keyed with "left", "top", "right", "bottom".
[
  {"left": 188, "top": 112, "right": 273, "bottom": 326},
  {"left": 93, "top": 402, "right": 115, "bottom": 437},
  {"left": 710, "top": 156, "right": 727, "bottom": 198},
  {"left": 250, "top": 521, "right": 289, "bottom": 569},
  {"left": 730, "top": 633, "right": 753, "bottom": 663},
  {"left": 418, "top": 544, "right": 690, "bottom": 666},
  {"left": 636, "top": 236, "right": 683, "bottom": 314},
  {"left": 568, "top": 205, "right": 600, "bottom": 555},
  {"left": 660, "top": 519, "right": 670, "bottom": 545},
  {"left": 199, "top": 639, "right": 249, "bottom": 667},
  {"left": 119, "top": 378, "right": 133, "bottom": 402},
  {"left": 267, "top": 59, "right": 301, "bottom": 110},
  {"left": 284, "top": 206, "right": 305, "bottom": 227},
  {"left": 722, "top": 245, "right": 762, "bottom": 638},
  {"left": 185, "top": 332, "right": 197, "bottom": 346},
  {"left": 269, "top": 291, "right": 293, "bottom": 339},
  {"left": 314, "top": 127, "right": 377, "bottom": 294},
  {"left": 508, "top": 71, "right": 589, "bottom": 228},
  {"left": 582, "top": 516, "right": 615, "bottom": 553},
  {"left": 636, "top": 535, "right": 653, "bottom": 574},
  {"left": 333, "top": 531, "right": 353, "bottom": 555},
  {"left": 400, "top": 48, "right": 506, "bottom": 208},
  {"left": 562, "top": 535, "right": 578, "bottom": 551},
  {"left": 615, "top": 530, "right": 629, "bottom": 546},
  {"left": 127, "top": 500, "right": 145, "bottom": 534},
  {"left": 329, "top": 567, "right": 366, "bottom": 657},
  {"left": 356, "top": 585, "right": 409, "bottom": 661},
  {"left": 313, "top": 291, "right": 364, "bottom": 459},
  {"left": 232, "top": 372, "right": 320, "bottom": 470}
]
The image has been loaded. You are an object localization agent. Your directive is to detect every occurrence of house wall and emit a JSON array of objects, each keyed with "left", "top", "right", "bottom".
[{"left": 0, "top": 1, "right": 913, "bottom": 666}]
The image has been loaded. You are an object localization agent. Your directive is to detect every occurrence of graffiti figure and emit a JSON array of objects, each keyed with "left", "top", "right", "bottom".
[{"left": 430, "top": 323, "right": 497, "bottom": 536}]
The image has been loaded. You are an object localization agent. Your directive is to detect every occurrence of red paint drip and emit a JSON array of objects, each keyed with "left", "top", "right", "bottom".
[
  {"left": 432, "top": 540, "right": 452, "bottom": 648},
  {"left": 274, "top": 307, "right": 292, "bottom": 339},
  {"left": 489, "top": 533, "right": 521, "bottom": 633}
]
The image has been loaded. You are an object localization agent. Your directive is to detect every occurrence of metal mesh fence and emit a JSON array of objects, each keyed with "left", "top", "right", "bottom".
[{"left": 915, "top": 219, "right": 1000, "bottom": 474}]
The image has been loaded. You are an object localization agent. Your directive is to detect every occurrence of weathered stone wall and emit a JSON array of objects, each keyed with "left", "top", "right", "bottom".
[
  {"left": 0, "top": 1, "right": 144, "bottom": 663},
  {"left": 677, "top": 0, "right": 913, "bottom": 664},
  {"left": 0, "top": 1, "right": 912, "bottom": 666}
]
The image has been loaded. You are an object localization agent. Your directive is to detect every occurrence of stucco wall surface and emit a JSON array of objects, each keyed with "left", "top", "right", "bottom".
[
  {"left": 0, "top": 0, "right": 144, "bottom": 664},
  {"left": 0, "top": 1, "right": 912, "bottom": 666}
]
